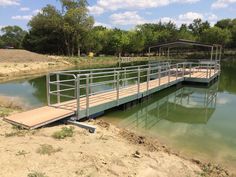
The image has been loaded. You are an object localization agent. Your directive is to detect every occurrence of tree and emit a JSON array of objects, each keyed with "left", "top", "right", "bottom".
[
  {"left": 188, "top": 19, "right": 210, "bottom": 37},
  {"left": 24, "top": 0, "right": 94, "bottom": 56},
  {"left": 231, "top": 25, "right": 236, "bottom": 48},
  {"left": 127, "top": 30, "right": 145, "bottom": 54},
  {"left": 0, "top": 37, "right": 5, "bottom": 48},
  {"left": 177, "top": 24, "right": 195, "bottom": 40},
  {"left": 1, "top": 25, "right": 26, "bottom": 48},
  {"left": 60, "top": 0, "right": 94, "bottom": 56},
  {"left": 22, "top": 5, "right": 64, "bottom": 54},
  {"left": 200, "top": 27, "right": 231, "bottom": 46},
  {"left": 215, "top": 19, "right": 234, "bottom": 29}
]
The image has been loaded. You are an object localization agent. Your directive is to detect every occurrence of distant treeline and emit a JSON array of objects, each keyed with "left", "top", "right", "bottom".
[{"left": 0, "top": 0, "right": 236, "bottom": 56}]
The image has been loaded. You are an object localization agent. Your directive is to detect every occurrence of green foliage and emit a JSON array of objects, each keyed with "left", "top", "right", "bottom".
[
  {"left": 0, "top": 25, "right": 26, "bottom": 48},
  {"left": 3, "top": 4, "right": 234, "bottom": 56},
  {"left": 36, "top": 144, "right": 62, "bottom": 155},
  {"left": 52, "top": 126, "right": 75, "bottom": 139},
  {"left": 188, "top": 19, "right": 210, "bottom": 37},
  {"left": 28, "top": 171, "right": 48, "bottom": 177},
  {"left": 0, "top": 107, "right": 12, "bottom": 117},
  {"left": 23, "top": 0, "right": 94, "bottom": 56},
  {"left": 200, "top": 27, "right": 232, "bottom": 46}
]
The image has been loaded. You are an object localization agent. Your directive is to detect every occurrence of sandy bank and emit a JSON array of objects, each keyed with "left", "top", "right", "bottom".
[
  {"left": 0, "top": 49, "right": 73, "bottom": 82},
  {"left": 0, "top": 114, "right": 231, "bottom": 177}
]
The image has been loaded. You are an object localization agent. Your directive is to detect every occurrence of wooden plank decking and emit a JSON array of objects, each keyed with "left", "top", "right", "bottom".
[{"left": 4, "top": 69, "right": 218, "bottom": 129}]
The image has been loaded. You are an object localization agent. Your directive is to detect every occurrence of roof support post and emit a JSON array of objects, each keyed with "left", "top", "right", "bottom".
[
  {"left": 215, "top": 45, "right": 218, "bottom": 61},
  {"left": 167, "top": 47, "right": 170, "bottom": 60},
  {"left": 210, "top": 46, "right": 214, "bottom": 61}
]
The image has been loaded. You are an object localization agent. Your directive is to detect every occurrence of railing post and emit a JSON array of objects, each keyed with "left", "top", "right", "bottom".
[
  {"left": 56, "top": 74, "right": 60, "bottom": 103},
  {"left": 158, "top": 66, "right": 161, "bottom": 86},
  {"left": 90, "top": 71, "right": 93, "bottom": 94},
  {"left": 209, "top": 63, "right": 212, "bottom": 78},
  {"left": 124, "top": 68, "right": 126, "bottom": 87},
  {"left": 76, "top": 75, "right": 80, "bottom": 120},
  {"left": 206, "top": 64, "right": 209, "bottom": 78},
  {"left": 147, "top": 67, "right": 150, "bottom": 92},
  {"left": 182, "top": 63, "right": 185, "bottom": 77},
  {"left": 176, "top": 64, "right": 178, "bottom": 81},
  {"left": 168, "top": 65, "right": 170, "bottom": 83},
  {"left": 189, "top": 63, "right": 192, "bottom": 78},
  {"left": 116, "top": 71, "right": 120, "bottom": 105},
  {"left": 46, "top": 74, "right": 51, "bottom": 106},
  {"left": 214, "top": 62, "right": 216, "bottom": 74},
  {"left": 86, "top": 74, "right": 90, "bottom": 117},
  {"left": 138, "top": 69, "right": 140, "bottom": 96}
]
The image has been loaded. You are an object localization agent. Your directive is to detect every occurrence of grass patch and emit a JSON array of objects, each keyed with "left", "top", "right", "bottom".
[
  {"left": 28, "top": 171, "right": 48, "bottom": 177},
  {"left": 0, "top": 107, "right": 13, "bottom": 117},
  {"left": 36, "top": 144, "right": 62, "bottom": 155},
  {"left": 4, "top": 125, "right": 37, "bottom": 137},
  {"left": 16, "top": 150, "right": 29, "bottom": 156},
  {"left": 52, "top": 126, "right": 74, "bottom": 139}
]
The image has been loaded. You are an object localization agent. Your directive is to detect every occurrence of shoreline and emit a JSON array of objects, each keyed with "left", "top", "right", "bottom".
[{"left": 0, "top": 96, "right": 233, "bottom": 177}]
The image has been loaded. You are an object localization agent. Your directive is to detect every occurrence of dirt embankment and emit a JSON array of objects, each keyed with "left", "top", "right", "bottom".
[
  {"left": 0, "top": 49, "right": 73, "bottom": 82},
  {"left": 0, "top": 97, "right": 232, "bottom": 177}
]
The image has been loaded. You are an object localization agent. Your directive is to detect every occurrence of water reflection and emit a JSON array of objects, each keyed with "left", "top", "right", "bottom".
[{"left": 117, "top": 83, "right": 218, "bottom": 130}]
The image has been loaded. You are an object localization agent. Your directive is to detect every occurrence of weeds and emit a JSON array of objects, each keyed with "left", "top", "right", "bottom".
[
  {"left": 4, "top": 125, "right": 37, "bottom": 137},
  {"left": 0, "top": 107, "right": 12, "bottom": 117},
  {"left": 28, "top": 171, "right": 48, "bottom": 177},
  {"left": 52, "top": 126, "right": 74, "bottom": 139},
  {"left": 36, "top": 144, "right": 62, "bottom": 155},
  {"left": 15, "top": 150, "right": 29, "bottom": 156}
]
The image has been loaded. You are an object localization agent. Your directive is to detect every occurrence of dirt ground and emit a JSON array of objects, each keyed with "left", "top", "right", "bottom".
[
  {"left": 0, "top": 118, "right": 232, "bottom": 177},
  {"left": 0, "top": 49, "right": 72, "bottom": 82}
]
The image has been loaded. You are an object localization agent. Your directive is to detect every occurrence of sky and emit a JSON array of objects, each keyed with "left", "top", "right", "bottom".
[{"left": 0, "top": 0, "right": 236, "bottom": 30}]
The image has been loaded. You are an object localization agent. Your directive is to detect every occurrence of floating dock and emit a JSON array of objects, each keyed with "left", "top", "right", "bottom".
[{"left": 4, "top": 62, "right": 220, "bottom": 129}]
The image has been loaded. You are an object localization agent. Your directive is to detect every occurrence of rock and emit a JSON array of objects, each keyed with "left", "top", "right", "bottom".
[{"left": 133, "top": 150, "right": 141, "bottom": 158}]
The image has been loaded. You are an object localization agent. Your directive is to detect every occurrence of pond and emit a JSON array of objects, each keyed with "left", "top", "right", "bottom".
[{"left": 0, "top": 60, "right": 236, "bottom": 171}]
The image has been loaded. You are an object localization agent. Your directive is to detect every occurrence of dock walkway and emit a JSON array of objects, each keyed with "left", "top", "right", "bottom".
[{"left": 4, "top": 62, "right": 220, "bottom": 129}]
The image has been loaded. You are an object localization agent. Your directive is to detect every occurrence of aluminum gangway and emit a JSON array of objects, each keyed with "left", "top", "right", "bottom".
[{"left": 4, "top": 60, "right": 220, "bottom": 129}]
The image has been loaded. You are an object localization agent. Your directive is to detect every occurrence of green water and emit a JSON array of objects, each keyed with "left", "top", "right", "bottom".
[{"left": 0, "top": 60, "right": 236, "bottom": 170}]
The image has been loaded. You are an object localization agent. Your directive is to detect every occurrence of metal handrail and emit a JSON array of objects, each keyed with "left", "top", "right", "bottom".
[{"left": 47, "top": 61, "right": 220, "bottom": 120}]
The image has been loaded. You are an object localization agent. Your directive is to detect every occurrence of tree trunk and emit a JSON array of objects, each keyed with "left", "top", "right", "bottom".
[{"left": 78, "top": 46, "right": 81, "bottom": 57}]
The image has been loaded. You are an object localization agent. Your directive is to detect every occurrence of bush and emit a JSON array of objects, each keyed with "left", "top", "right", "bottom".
[
  {"left": 36, "top": 144, "right": 62, "bottom": 155},
  {"left": 28, "top": 171, "right": 48, "bottom": 177},
  {"left": 52, "top": 126, "right": 74, "bottom": 139}
]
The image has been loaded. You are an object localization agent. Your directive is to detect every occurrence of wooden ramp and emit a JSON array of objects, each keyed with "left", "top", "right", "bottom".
[
  {"left": 4, "top": 69, "right": 219, "bottom": 129},
  {"left": 4, "top": 107, "right": 74, "bottom": 129}
]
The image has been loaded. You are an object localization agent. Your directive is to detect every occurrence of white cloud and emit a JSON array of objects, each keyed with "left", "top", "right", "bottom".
[
  {"left": 89, "top": 0, "right": 200, "bottom": 15},
  {"left": 0, "top": 0, "right": 19, "bottom": 6},
  {"left": 211, "top": 0, "right": 236, "bottom": 9},
  {"left": 110, "top": 11, "right": 148, "bottom": 25},
  {"left": 32, "top": 9, "right": 42, "bottom": 14},
  {"left": 94, "top": 22, "right": 112, "bottom": 28},
  {"left": 11, "top": 15, "right": 32, "bottom": 20},
  {"left": 88, "top": 6, "right": 104, "bottom": 15},
  {"left": 178, "top": 12, "right": 203, "bottom": 21},
  {"left": 109, "top": 11, "right": 218, "bottom": 27},
  {"left": 20, "top": 7, "right": 30, "bottom": 11}
]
